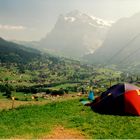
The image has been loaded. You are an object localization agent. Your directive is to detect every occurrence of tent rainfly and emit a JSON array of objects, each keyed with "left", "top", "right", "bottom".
[{"left": 91, "top": 83, "right": 140, "bottom": 116}]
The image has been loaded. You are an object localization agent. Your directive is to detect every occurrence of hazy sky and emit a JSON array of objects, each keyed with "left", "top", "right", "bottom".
[{"left": 0, "top": 0, "right": 140, "bottom": 41}]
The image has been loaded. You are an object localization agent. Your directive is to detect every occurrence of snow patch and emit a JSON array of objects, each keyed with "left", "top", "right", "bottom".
[
  {"left": 90, "top": 16, "right": 114, "bottom": 27},
  {"left": 64, "top": 17, "right": 76, "bottom": 22}
]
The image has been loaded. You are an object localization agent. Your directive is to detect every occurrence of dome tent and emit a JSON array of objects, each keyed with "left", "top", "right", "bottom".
[{"left": 91, "top": 83, "right": 140, "bottom": 115}]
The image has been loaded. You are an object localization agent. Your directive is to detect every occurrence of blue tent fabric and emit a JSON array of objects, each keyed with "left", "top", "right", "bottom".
[
  {"left": 88, "top": 91, "right": 95, "bottom": 100},
  {"left": 81, "top": 100, "right": 91, "bottom": 105},
  {"left": 101, "top": 84, "right": 124, "bottom": 98}
]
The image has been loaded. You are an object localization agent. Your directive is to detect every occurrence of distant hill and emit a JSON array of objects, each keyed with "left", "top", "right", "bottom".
[
  {"left": 39, "top": 10, "right": 113, "bottom": 58},
  {"left": 84, "top": 12, "right": 140, "bottom": 66},
  {"left": 0, "top": 37, "right": 41, "bottom": 64}
]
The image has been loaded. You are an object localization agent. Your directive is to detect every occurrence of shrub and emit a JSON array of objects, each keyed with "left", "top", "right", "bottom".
[{"left": 51, "top": 89, "right": 64, "bottom": 96}]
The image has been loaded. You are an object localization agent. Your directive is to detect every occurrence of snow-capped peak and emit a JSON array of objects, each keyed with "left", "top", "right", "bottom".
[
  {"left": 63, "top": 10, "right": 114, "bottom": 28},
  {"left": 90, "top": 16, "right": 115, "bottom": 27},
  {"left": 64, "top": 17, "right": 76, "bottom": 22},
  {"left": 40, "top": 10, "right": 112, "bottom": 58}
]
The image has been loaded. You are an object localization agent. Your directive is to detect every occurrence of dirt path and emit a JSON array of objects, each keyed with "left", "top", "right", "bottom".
[{"left": 43, "top": 126, "right": 87, "bottom": 139}]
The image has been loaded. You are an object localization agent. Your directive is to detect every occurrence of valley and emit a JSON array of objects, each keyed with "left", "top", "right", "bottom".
[{"left": 1, "top": 2, "right": 140, "bottom": 138}]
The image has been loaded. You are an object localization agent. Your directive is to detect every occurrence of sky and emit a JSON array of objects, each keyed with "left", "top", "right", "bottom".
[{"left": 0, "top": 0, "right": 140, "bottom": 41}]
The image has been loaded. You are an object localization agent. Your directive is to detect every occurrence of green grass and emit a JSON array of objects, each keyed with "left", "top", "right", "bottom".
[
  {"left": 0, "top": 92, "right": 33, "bottom": 101},
  {"left": 48, "top": 83, "right": 78, "bottom": 90},
  {"left": 12, "top": 92, "right": 32, "bottom": 100},
  {"left": 0, "top": 92, "right": 4, "bottom": 99},
  {"left": 0, "top": 99, "right": 140, "bottom": 139}
]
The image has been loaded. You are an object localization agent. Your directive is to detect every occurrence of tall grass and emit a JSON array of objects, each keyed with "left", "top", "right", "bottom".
[{"left": 0, "top": 99, "right": 140, "bottom": 139}]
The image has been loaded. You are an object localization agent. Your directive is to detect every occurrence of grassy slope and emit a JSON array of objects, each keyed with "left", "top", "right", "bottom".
[
  {"left": 0, "top": 37, "right": 40, "bottom": 64},
  {"left": 0, "top": 99, "right": 140, "bottom": 139}
]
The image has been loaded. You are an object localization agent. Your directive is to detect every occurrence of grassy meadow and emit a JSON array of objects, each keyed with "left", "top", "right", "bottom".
[
  {"left": 0, "top": 98, "right": 140, "bottom": 139},
  {"left": 0, "top": 53, "right": 140, "bottom": 139}
]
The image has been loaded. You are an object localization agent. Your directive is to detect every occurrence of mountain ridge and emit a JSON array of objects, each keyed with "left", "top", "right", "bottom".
[
  {"left": 84, "top": 12, "right": 140, "bottom": 66},
  {"left": 0, "top": 37, "right": 41, "bottom": 64},
  {"left": 39, "top": 10, "right": 113, "bottom": 58}
]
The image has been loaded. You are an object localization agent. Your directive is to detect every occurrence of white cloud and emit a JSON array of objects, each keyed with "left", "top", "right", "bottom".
[{"left": 0, "top": 24, "right": 26, "bottom": 30}]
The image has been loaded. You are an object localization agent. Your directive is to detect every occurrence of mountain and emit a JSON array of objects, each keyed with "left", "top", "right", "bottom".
[
  {"left": 85, "top": 12, "right": 140, "bottom": 66},
  {"left": 39, "top": 10, "right": 113, "bottom": 58},
  {"left": 0, "top": 37, "right": 41, "bottom": 64}
]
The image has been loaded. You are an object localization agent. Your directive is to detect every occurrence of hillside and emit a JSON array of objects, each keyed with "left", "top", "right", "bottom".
[
  {"left": 0, "top": 33, "right": 138, "bottom": 91},
  {"left": 0, "top": 37, "right": 40, "bottom": 64},
  {"left": 0, "top": 37, "right": 135, "bottom": 94},
  {"left": 84, "top": 12, "right": 140, "bottom": 67},
  {"left": 1, "top": 99, "right": 140, "bottom": 139}
]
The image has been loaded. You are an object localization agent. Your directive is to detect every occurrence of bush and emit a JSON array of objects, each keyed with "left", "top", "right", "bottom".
[
  {"left": 0, "top": 84, "right": 6, "bottom": 92},
  {"left": 14, "top": 98, "right": 19, "bottom": 100},
  {"left": 5, "top": 88, "right": 12, "bottom": 98},
  {"left": 66, "top": 86, "right": 77, "bottom": 92},
  {"left": 51, "top": 89, "right": 64, "bottom": 96},
  {"left": 64, "top": 89, "right": 69, "bottom": 94}
]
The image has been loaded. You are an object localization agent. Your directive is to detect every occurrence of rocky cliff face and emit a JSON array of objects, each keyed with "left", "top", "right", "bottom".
[
  {"left": 39, "top": 10, "right": 112, "bottom": 58},
  {"left": 85, "top": 12, "right": 140, "bottom": 66}
]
